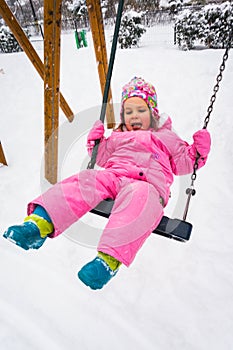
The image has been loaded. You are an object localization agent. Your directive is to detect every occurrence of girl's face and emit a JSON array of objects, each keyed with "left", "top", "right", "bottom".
[{"left": 123, "top": 97, "right": 151, "bottom": 131}]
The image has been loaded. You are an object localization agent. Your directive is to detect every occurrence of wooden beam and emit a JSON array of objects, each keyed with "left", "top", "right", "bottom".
[
  {"left": 44, "top": 0, "right": 62, "bottom": 184},
  {"left": 0, "top": 0, "right": 74, "bottom": 122},
  {"left": 86, "top": 0, "right": 115, "bottom": 128},
  {"left": 0, "top": 142, "right": 7, "bottom": 166}
]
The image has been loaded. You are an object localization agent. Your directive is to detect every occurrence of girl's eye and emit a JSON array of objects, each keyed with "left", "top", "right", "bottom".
[{"left": 124, "top": 108, "right": 147, "bottom": 115}]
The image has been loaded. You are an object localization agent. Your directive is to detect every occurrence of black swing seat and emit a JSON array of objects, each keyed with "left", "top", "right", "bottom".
[{"left": 90, "top": 198, "right": 192, "bottom": 242}]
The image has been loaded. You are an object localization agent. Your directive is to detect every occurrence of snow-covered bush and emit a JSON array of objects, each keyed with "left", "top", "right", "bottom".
[
  {"left": 66, "top": 0, "right": 88, "bottom": 29},
  {"left": 175, "top": 1, "right": 233, "bottom": 50},
  {"left": 168, "top": 0, "right": 184, "bottom": 14},
  {"left": 0, "top": 26, "right": 22, "bottom": 53},
  {"left": 175, "top": 9, "right": 206, "bottom": 49},
  {"left": 118, "top": 11, "right": 146, "bottom": 49},
  {"left": 204, "top": 2, "right": 233, "bottom": 49},
  {"left": 67, "top": 0, "right": 87, "bottom": 18}
]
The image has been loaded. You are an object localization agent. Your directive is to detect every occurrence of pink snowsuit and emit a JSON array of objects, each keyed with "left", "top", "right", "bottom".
[{"left": 28, "top": 117, "right": 209, "bottom": 266}]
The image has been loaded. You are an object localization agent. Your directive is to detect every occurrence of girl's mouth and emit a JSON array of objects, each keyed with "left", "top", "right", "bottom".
[{"left": 131, "top": 122, "right": 142, "bottom": 130}]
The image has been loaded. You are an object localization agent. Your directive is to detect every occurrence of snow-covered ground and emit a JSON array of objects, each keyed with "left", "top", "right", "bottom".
[{"left": 0, "top": 24, "right": 233, "bottom": 349}]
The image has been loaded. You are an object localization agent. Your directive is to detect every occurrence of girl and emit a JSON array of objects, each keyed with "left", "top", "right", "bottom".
[{"left": 3, "top": 77, "right": 211, "bottom": 290}]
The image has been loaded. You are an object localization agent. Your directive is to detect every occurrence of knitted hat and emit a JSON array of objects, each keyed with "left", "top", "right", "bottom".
[{"left": 120, "top": 77, "right": 159, "bottom": 121}]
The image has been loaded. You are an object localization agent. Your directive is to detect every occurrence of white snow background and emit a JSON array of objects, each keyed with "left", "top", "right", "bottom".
[{"left": 0, "top": 24, "right": 233, "bottom": 349}]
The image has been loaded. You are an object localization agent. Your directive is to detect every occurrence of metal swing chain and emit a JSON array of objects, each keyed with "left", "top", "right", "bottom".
[
  {"left": 203, "top": 48, "right": 231, "bottom": 129},
  {"left": 183, "top": 26, "right": 232, "bottom": 221},
  {"left": 87, "top": 0, "right": 125, "bottom": 170}
]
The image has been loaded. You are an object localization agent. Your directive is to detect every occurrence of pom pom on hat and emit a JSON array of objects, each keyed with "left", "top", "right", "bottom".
[{"left": 121, "top": 77, "right": 159, "bottom": 121}]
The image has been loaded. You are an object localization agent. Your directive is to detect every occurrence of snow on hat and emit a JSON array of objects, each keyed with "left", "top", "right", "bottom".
[{"left": 120, "top": 76, "right": 159, "bottom": 121}]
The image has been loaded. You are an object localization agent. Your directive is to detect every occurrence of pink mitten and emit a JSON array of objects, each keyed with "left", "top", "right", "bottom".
[
  {"left": 87, "top": 120, "right": 105, "bottom": 143},
  {"left": 87, "top": 120, "right": 105, "bottom": 155},
  {"left": 193, "top": 129, "right": 211, "bottom": 157}
]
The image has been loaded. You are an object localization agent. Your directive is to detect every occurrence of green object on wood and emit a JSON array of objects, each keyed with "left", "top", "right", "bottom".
[
  {"left": 75, "top": 29, "right": 87, "bottom": 49},
  {"left": 80, "top": 30, "right": 88, "bottom": 47}
]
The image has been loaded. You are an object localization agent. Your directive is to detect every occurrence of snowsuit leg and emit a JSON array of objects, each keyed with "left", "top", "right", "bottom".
[
  {"left": 98, "top": 178, "right": 164, "bottom": 267},
  {"left": 27, "top": 170, "right": 119, "bottom": 237}
]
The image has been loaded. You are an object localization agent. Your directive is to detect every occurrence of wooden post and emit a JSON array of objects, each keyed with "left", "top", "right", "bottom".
[
  {"left": 86, "top": 0, "right": 115, "bottom": 128},
  {"left": 0, "top": 142, "right": 7, "bottom": 166},
  {"left": 0, "top": 0, "right": 74, "bottom": 122},
  {"left": 44, "top": 0, "right": 62, "bottom": 184}
]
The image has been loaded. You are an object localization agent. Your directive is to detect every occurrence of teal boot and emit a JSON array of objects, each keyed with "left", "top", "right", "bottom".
[
  {"left": 77, "top": 252, "right": 121, "bottom": 290},
  {"left": 3, "top": 221, "right": 47, "bottom": 250},
  {"left": 3, "top": 205, "right": 53, "bottom": 250}
]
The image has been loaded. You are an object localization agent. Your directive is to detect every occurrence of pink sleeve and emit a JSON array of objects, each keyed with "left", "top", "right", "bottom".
[
  {"left": 160, "top": 130, "right": 208, "bottom": 176},
  {"left": 95, "top": 135, "right": 115, "bottom": 168}
]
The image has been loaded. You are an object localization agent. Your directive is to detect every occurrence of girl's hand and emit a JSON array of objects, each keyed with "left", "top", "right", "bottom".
[
  {"left": 87, "top": 120, "right": 105, "bottom": 142},
  {"left": 87, "top": 121, "right": 105, "bottom": 156},
  {"left": 193, "top": 129, "right": 211, "bottom": 157}
]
